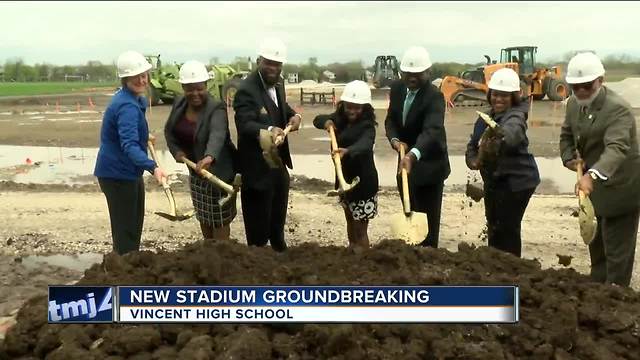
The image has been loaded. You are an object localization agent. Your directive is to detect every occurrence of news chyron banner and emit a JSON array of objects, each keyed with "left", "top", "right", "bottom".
[{"left": 48, "top": 285, "right": 518, "bottom": 324}]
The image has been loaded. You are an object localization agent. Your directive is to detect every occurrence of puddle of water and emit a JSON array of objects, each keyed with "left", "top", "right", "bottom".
[
  {"left": 21, "top": 253, "right": 103, "bottom": 272},
  {"left": 28, "top": 116, "right": 45, "bottom": 120},
  {"left": 0, "top": 112, "right": 12, "bottom": 116},
  {"left": 0, "top": 145, "right": 577, "bottom": 193},
  {"left": 311, "top": 137, "right": 330, "bottom": 142}
]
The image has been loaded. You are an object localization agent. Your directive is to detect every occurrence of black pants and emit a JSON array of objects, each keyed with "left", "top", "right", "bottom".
[
  {"left": 398, "top": 180, "right": 445, "bottom": 248},
  {"left": 240, "top": 168, "right": 289, "bottom": 252},
  {"left": 98, "top": 177, "right": 145, "bottom": 255},
  {"left": 589, "top": 208, "right": 639, "bottom": 287},
  {"left": 484, "top": 186, "right": 535, "bottom": 257}
]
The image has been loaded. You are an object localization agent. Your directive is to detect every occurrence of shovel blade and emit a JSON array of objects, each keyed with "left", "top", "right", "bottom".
[
  {"left": 155, "top": 210, "right": 194, "bottom": 222},
  {"left": 390, "top": 212, "right": 428, "bottom": 245},
  {"left": 578, "top": 197, "right": 597, "bottom": 245}
]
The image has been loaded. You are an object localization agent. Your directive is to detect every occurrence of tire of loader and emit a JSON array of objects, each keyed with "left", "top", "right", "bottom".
[
  {"left": 223, "top": 78, "right": 242, "bottom": 107},
  {"left": 520, "top": 81, "right": 530, "bottom": 99},
  {"left": 546, "top": 79, "right": 570, "bottom": 101}
]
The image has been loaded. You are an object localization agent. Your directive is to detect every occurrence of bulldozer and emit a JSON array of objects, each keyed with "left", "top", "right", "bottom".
[
  {"left": 372, "top": 55, "right": 401, "bottom": 89},
  {"left": 145, "top": 54, "right": 249, "bottom": 106},
  {"left": 440, "top": 46, "right": 570, "bottom": 106}
]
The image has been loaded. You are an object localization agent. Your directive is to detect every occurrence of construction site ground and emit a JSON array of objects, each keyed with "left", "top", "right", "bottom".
[{"left": 0, "top": 86, "right": 639, "bottom": 357}]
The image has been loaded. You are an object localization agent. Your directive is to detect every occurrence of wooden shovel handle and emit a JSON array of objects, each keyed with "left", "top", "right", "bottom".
[
  {"left": 182, "top": 158, "right": 234, "bottom": 194},
  {"left": 274, "top": 124, "right": 293, "bottom": 146},
  {"left": 328, "top": 126, "right": 349, "bottom": 189},
  {"left": 575, "top": 157, "right": 587, "bottom": 201},
  {"left": 399, "top": 145, "right": 411, "bottom": 215},
  {"left": 147, "top": 140, "right": 168, "bottom": 188}
]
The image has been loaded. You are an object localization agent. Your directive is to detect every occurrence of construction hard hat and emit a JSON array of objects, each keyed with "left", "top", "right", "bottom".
[
  {"left": 488, "top": 68, "right": 520, "bottom": 92},
  {"left": 565, "top": 52, "right": 605, "bottom": 84},
  {"left": 340, "top": 80, "right": 372, "bottom": 105},
  {"left": 179, "top": 60, "right": 210, "bottom": 84},
  {"left": 258, "top": 37, "right": 287, "bottom": 63},
  {"left": 400, "top": 46, "right": 432, "bottom": 73},
  {"left": 117, "top": 51, "right": 152, "bottom": 78}
]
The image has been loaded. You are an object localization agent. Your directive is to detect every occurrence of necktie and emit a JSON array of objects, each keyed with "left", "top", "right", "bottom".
[{"left": 402, "top": 91, "right": 416, "bottom": 126}]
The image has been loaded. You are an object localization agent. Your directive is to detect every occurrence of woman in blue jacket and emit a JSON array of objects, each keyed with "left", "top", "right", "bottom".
[
  {"left": 465, "top": 68, "right": 540, "bottom": 257},
  {"left": 94, "top": 51, "right": 167, "bottom": 255}
]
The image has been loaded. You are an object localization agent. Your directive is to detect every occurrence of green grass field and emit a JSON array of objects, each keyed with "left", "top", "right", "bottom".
[{"left": 0, "top": 82, "right": 118, "bottom": 97}]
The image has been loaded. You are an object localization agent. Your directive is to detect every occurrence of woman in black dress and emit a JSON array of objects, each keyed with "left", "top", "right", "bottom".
[{"left": 314, "top": 80, "right": 379, "bottom": 248}]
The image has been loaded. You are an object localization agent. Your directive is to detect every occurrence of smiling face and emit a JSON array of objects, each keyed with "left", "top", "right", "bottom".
[
  {"left": 258, "top": 56, "right": 282, "bottom": 86},
  {"left": 343, "top": 101, "right": 364, "bottom": 122},
  {"left": 571, "top": 77, "right": 602, "bottom": 101},
  {"left": 124, "top": 72, "right": 149, "bottom": 95},
  {"left": 402, "top": 70, "right": 429, "bottom": 90},
  {"left": 182, "top": 81, "right": 208, "bottom": 108},
  {"left": 490, "top": 90, "right": 515, "bottom": 113}
]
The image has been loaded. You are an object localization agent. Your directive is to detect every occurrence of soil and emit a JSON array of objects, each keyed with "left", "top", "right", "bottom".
[{"left": 1, "top": 240, "right": 639, "bottom": 359}]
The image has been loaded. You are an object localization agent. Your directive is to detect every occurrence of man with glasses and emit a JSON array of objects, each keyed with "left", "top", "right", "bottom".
[
  {"left": 385, "top": 46, "right": 451, "bottom": 248},
  {"left": 559, "top": 52, "right": 640, "bottom": 287}
]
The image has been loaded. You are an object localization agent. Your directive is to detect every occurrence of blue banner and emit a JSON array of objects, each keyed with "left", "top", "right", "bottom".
[
  {"left": 48, "top": 286, "right": 114, "bottom": 323},
  {"left": 118, "top": 286, "right": 516, "bottom": 307}
]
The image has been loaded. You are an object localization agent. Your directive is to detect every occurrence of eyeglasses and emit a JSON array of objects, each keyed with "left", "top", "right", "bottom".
[{"left": 570, "top": 80, "right": 596, "bottom": 91}]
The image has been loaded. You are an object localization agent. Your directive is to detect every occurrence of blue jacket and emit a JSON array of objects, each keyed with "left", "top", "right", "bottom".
[{"left": 94, "top": 87, "right": 156, "bottom": 180}]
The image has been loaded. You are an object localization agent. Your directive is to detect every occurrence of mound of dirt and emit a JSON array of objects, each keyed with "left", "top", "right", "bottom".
[{"left": 1, "top": 240, "right": 639, "bottom": 359}]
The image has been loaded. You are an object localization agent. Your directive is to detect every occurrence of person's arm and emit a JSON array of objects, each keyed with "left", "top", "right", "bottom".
[
  {"left": 233, "top": 87, "right": 269, "bottom": 139},
  {"left": 116, "top": 104, "right": 156, "bottom": 172},
  {"left": 465, "top": 118, "right": 485, "bottom": 170},
  {"left": 346, "top": 122, "right": 376, "bottom": 157},
  {"left": 384, "top": 88, "right": 401, "bottom": 145},
  {"left": 559, "top": 105, "right": 578, "bottom": 169},
  {"left": 164, "top": 100, "right": 183, "bottom": 159},
  {"left": 204, "top": 106, "right": 229, "bottom": 161},
  {"left": 412, "top": 91, "right": 447, "bottom": 160},
  {"left": 313, "top": 113, "right": 334, "bottom": 130},
  {"left": 499, "top": 113, "right": 527, "bottom": 151},
  {"left": 590, "top": 105, "right": 635, "bottom": 179}
]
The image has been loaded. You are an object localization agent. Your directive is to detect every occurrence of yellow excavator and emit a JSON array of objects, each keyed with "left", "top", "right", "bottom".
[{"left": 440, "top": 46, "right": 570, "bottom": 106}]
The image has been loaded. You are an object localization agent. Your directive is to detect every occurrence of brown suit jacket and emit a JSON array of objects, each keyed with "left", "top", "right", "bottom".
[{"left": 559, "top": 86, "right": 640, "bottom": 217}]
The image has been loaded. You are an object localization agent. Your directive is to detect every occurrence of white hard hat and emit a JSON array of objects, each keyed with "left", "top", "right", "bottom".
[
  {"left": 117, "top": 51, "right": 152, "bottom": 78},
  {"left": 179, "top": 60, "right": 210, "bottom": 84},
  {"left": 340, "top": 80, "right": 372, "bottom": 105},
  {"left": 258, "top": 37, "right": 287, "bottom": 63},
  {"left": 488, "top": 68, "right": 520, "bottom": 92},
  {"left": 565, "top": 52, "right": 605, "bottom": 84},
  {"left": 400, "top": 46, "right": 432, "bottom": 73}
]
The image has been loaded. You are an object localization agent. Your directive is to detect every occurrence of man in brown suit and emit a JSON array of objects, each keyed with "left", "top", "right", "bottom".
[{"left": 560, "top": 52, "right": 640, "bottom": 286}]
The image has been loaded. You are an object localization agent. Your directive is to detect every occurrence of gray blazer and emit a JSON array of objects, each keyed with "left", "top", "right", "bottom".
[
  {"left": 559, "top": 86, "right": 640, "bottom": 217},
  {"left": 164, "top": 95, "right": 237, "bottom": 183}
]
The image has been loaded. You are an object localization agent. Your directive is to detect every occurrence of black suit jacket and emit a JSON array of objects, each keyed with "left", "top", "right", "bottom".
[
  {"left": 164, "top": 95, "right": 237, "bottom": 183},
  {"left": 233, "top": 71, "right": 296, "bottom": 189},
  {"left": 385, "top": 80, "right": 451, "bottom": 186},
  {"left": 313, "top": 111, "right": 379, "bottom": 201}
]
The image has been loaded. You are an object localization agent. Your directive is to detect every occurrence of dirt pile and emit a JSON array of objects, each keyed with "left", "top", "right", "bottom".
[
  {"left": 2, "top": 240, "right": 639, "bottom": 359},
  {"left": 606, "top": 78, "right": 640, "bottom": 108}
]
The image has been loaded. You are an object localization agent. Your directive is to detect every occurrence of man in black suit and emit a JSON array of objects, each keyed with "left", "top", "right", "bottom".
[
  {"left": 233, "top": 37, "right": 302, "bottom": 251},
  {"left": 385, "top": 46, "right": 451, "bottom": 248}
]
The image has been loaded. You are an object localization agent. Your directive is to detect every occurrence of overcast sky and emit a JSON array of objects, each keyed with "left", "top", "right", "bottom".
[{"left": 2, "top": 1, "right": 639, "bottom": 66}]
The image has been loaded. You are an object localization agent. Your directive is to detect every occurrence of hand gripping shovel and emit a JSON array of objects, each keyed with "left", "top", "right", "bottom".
[
  {"left": 147, "top": 141, "right": 194, "bottom": 222},
  {"left": 182, "top": 157, "right": 241, "bottom": 207},
  {"left": 390, "top": 145, "right": 428, "bottom": 244},
  {"left": 259, "top": 124, "right": 292, "bottom": 168},
  {"left": 326, "top": 125, "right": 359, "bottom": 197},
  {"left": 575, "top": 155, "right": 597, "bottom": 244}
]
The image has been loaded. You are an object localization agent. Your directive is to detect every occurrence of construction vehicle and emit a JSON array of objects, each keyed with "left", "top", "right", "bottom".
[
  {"left": 440, "top": 46, "right": 570, "bottom": 106},
  {"left": 372, "top": 55, "right": 401, "bottom": 89},
  {"left": 145, "top": 54, "right": 249, "bottom": 106}
]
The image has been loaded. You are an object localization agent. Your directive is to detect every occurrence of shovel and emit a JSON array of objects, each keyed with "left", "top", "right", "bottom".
[
  {"left": 575, "top": 156, "right": 597, "bottom": 245},
  {"left": 326, "top": 125, "right": 359, "bottom": 197},
  {"left": 181, "top": 157, "right": 242, "bottom": 207},
  {"left": 259, "top": 124, "right": 292, "bottom": 168},
  {"left": 147, "top": 141, "right": 194, "bottom": 222},
  {"left": 390, "top": 145, "right": 428, "bottom": 244}
]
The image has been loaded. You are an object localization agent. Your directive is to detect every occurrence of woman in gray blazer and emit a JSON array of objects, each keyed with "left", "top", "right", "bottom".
[{"left": 164, "top": 61, "right": 237, "bottom": 241}]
